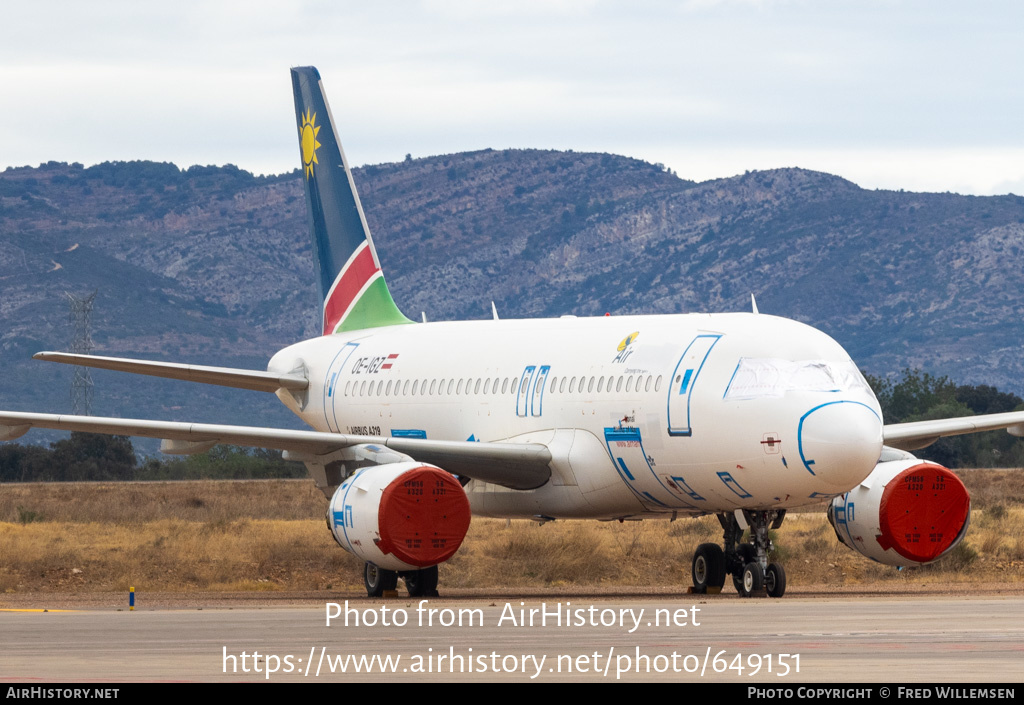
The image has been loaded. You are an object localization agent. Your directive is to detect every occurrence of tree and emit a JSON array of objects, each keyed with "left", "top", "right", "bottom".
[
  {"left": 864, "top": 369, "right": 1024, "bottom": 468},
  {"left": 864, "top": 368, "right": 957, "bottom": 423},
  {"left": 48, "top": 433, "right": 137, "bottom": 481}
]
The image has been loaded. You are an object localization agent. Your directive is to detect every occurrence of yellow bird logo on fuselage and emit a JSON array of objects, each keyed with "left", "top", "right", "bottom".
[{"left": 617, "top": 331, "right": 639, "bottom": 352}]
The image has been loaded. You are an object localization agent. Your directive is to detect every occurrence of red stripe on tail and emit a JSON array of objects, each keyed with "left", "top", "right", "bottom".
[{"left": 323, "top": 244, "right": 378, "bottom": 333}]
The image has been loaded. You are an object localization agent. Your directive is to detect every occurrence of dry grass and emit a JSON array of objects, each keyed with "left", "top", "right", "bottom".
[
  {"left": 0, "top": 479, "right": 327, "bottom": 524},
  {"left": 0, "top": 471, "right": 1021, "bottom": 594}
]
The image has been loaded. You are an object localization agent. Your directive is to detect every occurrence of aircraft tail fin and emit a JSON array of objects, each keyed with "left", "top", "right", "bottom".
[{"left": 290, "top": 66, "right": 412, "bottom": 334}]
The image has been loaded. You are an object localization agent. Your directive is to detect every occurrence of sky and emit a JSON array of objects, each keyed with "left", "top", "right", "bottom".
[{"left": 2, "top": 0, "right": 1023, "bottom": 195}]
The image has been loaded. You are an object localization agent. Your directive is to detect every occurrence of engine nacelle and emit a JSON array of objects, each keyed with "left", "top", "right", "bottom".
[
  {"left": 327, "top": 462, "right": 471, "bottom": 572},
  {"left": 827, "top": 458, "right": 970, "bottom": 566}
]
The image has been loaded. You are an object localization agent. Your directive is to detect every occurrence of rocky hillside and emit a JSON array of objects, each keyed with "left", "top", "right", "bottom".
[{"left": 1, "top": 151, "right": 1022, "bottom": 438}]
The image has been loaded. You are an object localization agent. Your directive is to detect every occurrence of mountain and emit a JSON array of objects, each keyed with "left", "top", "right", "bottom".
[{"left": 2, "top": 150, "right": 1023, "bottom": 441}]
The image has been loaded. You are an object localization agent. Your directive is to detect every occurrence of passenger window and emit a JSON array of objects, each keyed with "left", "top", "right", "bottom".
[
  {"left": 616, "top": 377, "right": 623, "bottom": 392},
  {"left": 559, "top": 377, "right": 566, "bottom": 393},
  {"left": 597, "top": 377, "right": 604, "bottom": 393},
  {"left": 550, "top": 376, "right": 557, "bottom": 393},
  {"left": 457, "top": 379, "right": 464, "bottom": 394},
  {"left": 645, "top": 375, "right": 652, "bottom": 392},
  {"left": 429, "top": 379, "right": 437, "bottom": 395},
  {"left": 625, "top": 376, "right": 632, "bottom": 393},
  {"left": 474, "top": 378, "right": 481, "bottom": 394},
  {"left": 412, "top": 380, "right": 419, "bottom": 396},
  {"left": 655, "top": 376, "right": 662, "bottom": 392}
]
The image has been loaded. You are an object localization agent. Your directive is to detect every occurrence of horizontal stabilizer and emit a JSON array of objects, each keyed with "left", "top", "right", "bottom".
[
  {"left": 33, "top": 352, "right": 308, "bottom": 393},
  {"left": 0, "top": 411, "right": 552, "bottom": 490}
]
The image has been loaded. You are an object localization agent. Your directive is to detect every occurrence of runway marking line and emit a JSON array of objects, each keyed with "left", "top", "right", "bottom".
[{"left": 0, "top": 608, "right": 78, "bottom": 613}]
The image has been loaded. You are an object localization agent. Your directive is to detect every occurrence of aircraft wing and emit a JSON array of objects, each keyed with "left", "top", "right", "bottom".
[
  {"left": 883, "top": 410, "right": 1024, "bottom": 451},
  {"left": 32, "top": 352, "right": 307, "bottom": 393},
  {"left": 0, "top": 411, "right": 551, "bottom": 490}
]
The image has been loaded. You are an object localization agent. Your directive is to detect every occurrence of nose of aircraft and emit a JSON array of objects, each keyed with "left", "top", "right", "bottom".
[{"left": 797, "top": 401, "right": 883, "bottom": 490}]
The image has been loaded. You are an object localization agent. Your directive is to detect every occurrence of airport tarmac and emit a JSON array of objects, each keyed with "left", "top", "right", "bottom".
[{"left": 1, "top": 593, "right": 1023, "bottom": 682}]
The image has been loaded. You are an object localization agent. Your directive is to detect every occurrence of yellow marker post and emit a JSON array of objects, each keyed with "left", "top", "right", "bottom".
[{"left": 129, "top": 586, "right": 135, "bottom": 611}]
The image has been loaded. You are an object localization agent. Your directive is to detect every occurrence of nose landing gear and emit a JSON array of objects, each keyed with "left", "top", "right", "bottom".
[{"left": 691, "top": 509, "right": 787, "bottom": 598}]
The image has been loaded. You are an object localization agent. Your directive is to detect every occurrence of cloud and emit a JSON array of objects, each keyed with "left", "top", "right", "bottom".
[{"left": 1, "top": 1, "right": 1022, "bottom": 194}]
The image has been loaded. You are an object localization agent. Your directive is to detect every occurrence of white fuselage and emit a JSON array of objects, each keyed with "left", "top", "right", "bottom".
[{"left": 269, "top": 312, "right": 884, "bottom": 520}]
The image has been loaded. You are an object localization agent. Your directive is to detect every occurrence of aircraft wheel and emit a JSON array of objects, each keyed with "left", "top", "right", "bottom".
[
  {"left": 766, "top": 562, "right": 787, "bottom": 598},
  {"left": 691, "top": 543, "right": 726, "bottom": 593},
  {"left": 404, "top": 565, "right": 439, "bottom": 598},
  {"left": 364, "top": 563, "right": 398, "bottom": 597},
  {"left": 732, "top": 543, "right": 756, "bottom": 593},
  {"left": 740, "top": 562, "right": 765, "bottom": 598}
]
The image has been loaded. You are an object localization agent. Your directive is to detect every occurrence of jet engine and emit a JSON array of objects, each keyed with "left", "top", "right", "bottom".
[
  {"left": 827, "top": 457, "right": 970, "bottom": 566},
  {"left": 327, "top": 462, "right": 471, "bottom": 572}
]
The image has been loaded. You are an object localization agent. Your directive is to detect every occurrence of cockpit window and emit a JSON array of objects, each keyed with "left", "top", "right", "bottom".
[{"left": 723, "top": 358, "right": 871, "bottom": 400}]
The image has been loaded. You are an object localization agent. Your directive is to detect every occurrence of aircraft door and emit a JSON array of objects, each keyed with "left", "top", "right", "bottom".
[
  {"left": 666, "top": 335, "right": 721, "bottom": 436},
  {"left": 516, "top": 366, "right": 536, "bottom": 417},
  {"left": 531, "top": 365, "right": 550, "bottom": 417},
  {"left": 323, "top": 342, "right": 359, "bottom": 433}
]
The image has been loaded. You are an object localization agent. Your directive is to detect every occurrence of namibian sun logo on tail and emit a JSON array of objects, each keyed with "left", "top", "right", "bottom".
[
  {"left": 300, "top": 109, "right": 321, "bottom": 179},
  {"left": 291, "top": 66, "right": 412, "bottom": 335}
]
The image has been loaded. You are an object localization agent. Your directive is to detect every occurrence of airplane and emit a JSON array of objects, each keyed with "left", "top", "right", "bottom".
[{"left": 3, "top": 66, "right": 1024, "bottom": 598}]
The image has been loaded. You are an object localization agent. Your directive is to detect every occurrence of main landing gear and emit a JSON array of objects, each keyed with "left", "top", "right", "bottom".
[
  {"left": 691, "top": 510, "right": 787, "bottom": 598},
  {"left": 363, "top": 562, "right": 439, "bottom": 598}
]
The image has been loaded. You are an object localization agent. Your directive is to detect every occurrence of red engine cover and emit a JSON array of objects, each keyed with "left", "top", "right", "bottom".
[
  {"left": 375, "top": 466, "right": 472, "bottom": 567},
  {"left": 876, "top": 463, "right": 970, "bottom": 563}
]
